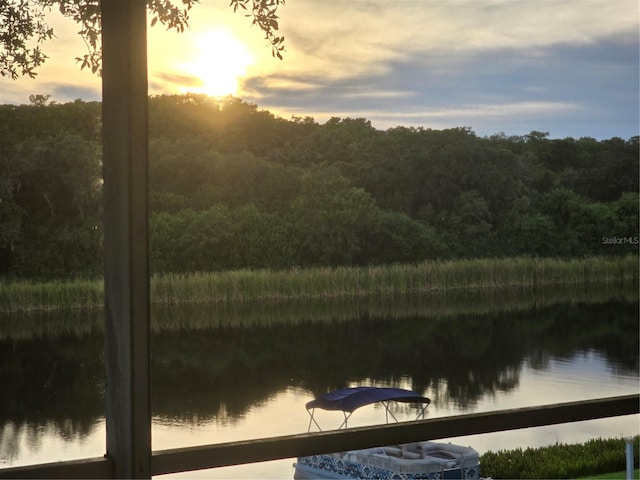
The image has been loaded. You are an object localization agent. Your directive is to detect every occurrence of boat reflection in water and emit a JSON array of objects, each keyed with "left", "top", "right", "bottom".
[{"left": 293, "top": 387, "right": 481, "bottom": 479}]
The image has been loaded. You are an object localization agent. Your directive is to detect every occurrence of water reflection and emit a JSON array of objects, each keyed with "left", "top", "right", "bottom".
[
  {"left": 150, "top": 297, "right": 638, "bottom": 419},
  {"left": 0, "top": 284, "right": 638, "bottom": 467},
  {"left": 0, "top": 333, "right": 103, "bottom": 428}
]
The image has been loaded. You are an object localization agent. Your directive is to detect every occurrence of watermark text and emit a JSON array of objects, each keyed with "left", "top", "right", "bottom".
[{"left": 601, "top": 236, "right": 639, "bottom": 245}]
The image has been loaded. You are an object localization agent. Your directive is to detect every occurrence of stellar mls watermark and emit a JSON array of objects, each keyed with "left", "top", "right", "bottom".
[{"left": 601, "top": 236, "right": 639, "bottom": 245}]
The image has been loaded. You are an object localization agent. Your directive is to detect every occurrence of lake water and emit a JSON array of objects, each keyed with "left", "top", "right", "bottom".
[{"left": 0, "top": 284, "right": 638, "bottom": 478}]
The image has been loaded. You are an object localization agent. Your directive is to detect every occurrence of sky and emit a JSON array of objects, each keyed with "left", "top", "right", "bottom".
[{"left": 1, "top": 0, "right": 638, "bottom": 140}]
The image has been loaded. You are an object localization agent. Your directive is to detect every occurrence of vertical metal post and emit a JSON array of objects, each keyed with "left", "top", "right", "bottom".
[
  {"left": 626, "top": 437, "right": 634, "bottom": 480},
  {"left": 101, "top": 0, "right": 151, "bottom": 478}
]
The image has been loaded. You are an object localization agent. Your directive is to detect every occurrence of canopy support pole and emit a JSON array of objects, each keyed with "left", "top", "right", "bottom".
[{"left": 307, "top": 409, "right": 323, "bottom": 432}]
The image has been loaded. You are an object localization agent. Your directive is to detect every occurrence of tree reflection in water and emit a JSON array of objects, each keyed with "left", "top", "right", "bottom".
[{"left": 0, "top": 284, "right": 637, "bottom": 463}]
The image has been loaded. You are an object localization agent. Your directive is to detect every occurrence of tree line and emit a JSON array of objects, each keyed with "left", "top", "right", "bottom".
[{"left": 0, "top": 94, "right": 637, "bottom": 278}]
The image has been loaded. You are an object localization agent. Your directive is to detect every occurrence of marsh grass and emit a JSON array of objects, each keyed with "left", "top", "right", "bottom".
[
  {"left": 150, "top": 281, "right": 639, "bottom": 331},
  {"left": 1, "top": 279, "right": 637, "bottom": 339},
  {"left": 151, "top": 256, "right": 637, "bottom": 305},
  {"left": 0, "top": 277, "right": 103, "bottom": 314},
  {"left": 0, "top": 255, "right": 637, "bottom": 314}
]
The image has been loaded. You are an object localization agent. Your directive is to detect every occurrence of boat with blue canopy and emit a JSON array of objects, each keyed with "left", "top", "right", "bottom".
[
  {"left": 294, "top": 387, "right": 481, "bottom": 480},
  {"left": 305, "top": 386, "right": 431, "bottom": 431}
]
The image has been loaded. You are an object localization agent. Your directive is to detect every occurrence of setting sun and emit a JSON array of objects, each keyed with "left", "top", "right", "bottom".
[{"left": 179, "top": 29, "right": 253, "bottom": 97}]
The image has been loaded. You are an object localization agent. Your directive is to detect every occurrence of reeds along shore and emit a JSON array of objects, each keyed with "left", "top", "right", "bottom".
[{"left": 0, "top": 255, "right": 637, "bottom": 314}]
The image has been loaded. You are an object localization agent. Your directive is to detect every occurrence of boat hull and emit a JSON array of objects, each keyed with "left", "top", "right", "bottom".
[{"left": 294, "top": 442, "right": 481, "bottom": 480}]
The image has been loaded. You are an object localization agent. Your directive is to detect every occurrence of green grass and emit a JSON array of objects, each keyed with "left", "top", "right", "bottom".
[
  {"left": 580, "top": 469, "right": 639, "bottom": 479},
  {"left": 0, "top": 255, "right": 637, "bottom": 314},
  {"left": 481, "top": 436, "right": 640, "bottom": 479}
]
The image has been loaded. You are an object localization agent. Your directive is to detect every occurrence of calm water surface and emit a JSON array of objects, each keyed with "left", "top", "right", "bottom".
[{"left": 1, "top": 286, "right": 638, "bottom": 478}]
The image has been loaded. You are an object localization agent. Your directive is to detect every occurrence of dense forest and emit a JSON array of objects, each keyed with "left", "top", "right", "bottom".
[{"left": 0, "top": 94, "right": 637, "bottom": 279}]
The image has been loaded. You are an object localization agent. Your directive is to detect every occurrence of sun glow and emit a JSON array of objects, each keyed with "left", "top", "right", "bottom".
[{"left": 180, "top": 29, "right": 253, "bottom": 97}]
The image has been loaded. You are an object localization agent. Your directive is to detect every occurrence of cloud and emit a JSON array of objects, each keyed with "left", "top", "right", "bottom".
[
  {"left": 238, "top": 0, "right": 638, "bottom": 133},
  {"left": 0, "top": 0, "right": 636, "bottom": 140},
  {"left": 275, "top": 0, "right": 638, "bottom": 80},
  {"left": 241, "top": 16, "right": 638, "bottom": 137},
  {"left": 263, "top": 100, "right": 580, "bottom": 131},
  {"left": 151, "top": 72, "right": 205, "bottom": 94},
  {"left": 399, "top": 101, "right": 581, "bottom": 119},
  {"left": 52, "top": 84, "right": 101, "bottom": 102}
]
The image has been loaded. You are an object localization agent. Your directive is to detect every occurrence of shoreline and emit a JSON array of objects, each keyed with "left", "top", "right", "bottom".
[{"left": 0, "top": 255, "right": 637, "bottom": 315}]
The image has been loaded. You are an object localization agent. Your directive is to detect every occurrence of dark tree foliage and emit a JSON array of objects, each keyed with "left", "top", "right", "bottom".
[
  {"left": 1, "top": 0, "right": 285, "bottom": 78},
  {"left": 0, "top": 2, "right": 53, "bottom": 79},
  {"left": 0, "top": 96, "right": 638, "bottom": 278}
]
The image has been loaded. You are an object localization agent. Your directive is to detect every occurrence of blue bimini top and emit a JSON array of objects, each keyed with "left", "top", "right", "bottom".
[{"left": 305, "top": 387, "right": 431, "bottom": 413}]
